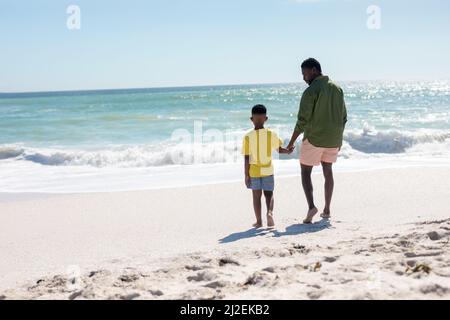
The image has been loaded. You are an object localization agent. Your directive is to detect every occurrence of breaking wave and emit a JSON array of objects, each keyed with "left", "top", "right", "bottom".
[{"left": 1, "top": 128, "right": 449, "bottom": 168}]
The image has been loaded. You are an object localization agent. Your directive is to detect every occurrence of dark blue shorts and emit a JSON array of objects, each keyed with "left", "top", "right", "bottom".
[{"left": 247, "top": 175, "right": 274, "bottom": 191}]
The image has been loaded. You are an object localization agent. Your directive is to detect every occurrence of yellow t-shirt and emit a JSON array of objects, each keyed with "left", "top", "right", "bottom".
[{"left": 242, "top": 128, "right": 283, "bottom": 178}]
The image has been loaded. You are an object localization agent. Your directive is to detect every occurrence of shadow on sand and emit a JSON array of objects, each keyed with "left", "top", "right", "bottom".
[{"left": 218, "top": 219, "right": 331, "bottom": 244}]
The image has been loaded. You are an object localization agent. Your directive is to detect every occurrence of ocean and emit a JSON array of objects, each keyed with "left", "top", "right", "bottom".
[{"left": 1, "top": 81, "right": 449, "bottom": 192}]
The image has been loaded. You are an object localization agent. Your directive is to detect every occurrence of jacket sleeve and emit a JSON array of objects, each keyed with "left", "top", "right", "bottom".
[
  {"left": 342, "top": 95, "right": 347, "bottom": 129},
  {"left": 294, "top": 89, "right": 315, "bottom": 133}
]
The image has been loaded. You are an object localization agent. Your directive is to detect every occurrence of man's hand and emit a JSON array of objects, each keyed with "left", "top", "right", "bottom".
[
  {"left": 245, "top": 175, "right": 251, "bottom": 188},
  {"left": 287, "top": 131, "right": 301, "bottom": 154}
]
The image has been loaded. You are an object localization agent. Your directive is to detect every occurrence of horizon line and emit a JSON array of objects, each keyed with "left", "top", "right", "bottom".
[
  {"left": 1, "top": 78, "right": 449, "bottom": 96},
  {"left": 0, "top": 81, "right": 295, "bottom": 96}
]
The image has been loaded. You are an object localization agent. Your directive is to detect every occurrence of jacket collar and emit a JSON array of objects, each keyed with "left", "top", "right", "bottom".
[{"left": 312, "top": 75, "right": 329, "bottom": 84}]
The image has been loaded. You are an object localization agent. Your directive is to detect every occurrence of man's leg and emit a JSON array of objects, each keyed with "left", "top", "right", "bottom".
[
  {"left": 252, "top": 190, "right": 263, "bottom": 227},
  {"left": 301, "top": 163, "right": 318, "bottom": 223},
  {"left": 321, "top": 161, "right": 334, "bottom": 217},
  {"left": 301, "top": 164, "right": 315, "bottom": 210},
  {"left": 263, "top": 190, "right": 274, "bottom": 227}
]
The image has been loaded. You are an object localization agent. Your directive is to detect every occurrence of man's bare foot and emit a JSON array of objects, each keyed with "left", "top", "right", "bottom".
[
  {"left": 320, "top": 208, "right": 331, "bottom": 219},
  {"left": 267, "top": 211, "right": 275, "bottom": 228},
  {"left": 253, "top": 221, "right": 263, "bottom": 228},
  {"left": 320, "top": 212, "right": 331, "bottom": 219},
  {"left": 303, "top": 207, "right": 318, "bottom": 224}
]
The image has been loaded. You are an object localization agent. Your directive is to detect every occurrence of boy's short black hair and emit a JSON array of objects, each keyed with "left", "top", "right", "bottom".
[
  {"left": 301, "top": 58, "right": 322, "bottom": 72},
  {"left": 252, "top": 104, "right": 267, "bottom": 115}
]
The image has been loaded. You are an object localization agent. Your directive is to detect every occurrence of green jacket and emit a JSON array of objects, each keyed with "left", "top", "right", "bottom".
[{"left": 294, "top": 75, "right": 347, "bottom": 148}]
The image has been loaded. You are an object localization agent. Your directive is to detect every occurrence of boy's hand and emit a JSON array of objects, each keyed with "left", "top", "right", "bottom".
[
  {"left": 245, "top": 175, "right": 251, "bottom": 188},
  {"left": 278, "top": 147, "right": 290, "bottom": 154}
]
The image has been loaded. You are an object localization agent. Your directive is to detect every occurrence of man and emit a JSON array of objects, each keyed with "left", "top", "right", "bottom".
[{"left": 287, "top": 58, "right": 347, "bottom": 224}]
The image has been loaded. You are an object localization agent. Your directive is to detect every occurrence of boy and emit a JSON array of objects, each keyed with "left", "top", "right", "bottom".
[{"left": 242, "top": 104, "right": 290, "bottom": 228}]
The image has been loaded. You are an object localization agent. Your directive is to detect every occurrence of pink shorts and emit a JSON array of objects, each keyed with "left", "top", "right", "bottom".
[{"left": 300, "top": 138, "right": 339, "bottom": 166}]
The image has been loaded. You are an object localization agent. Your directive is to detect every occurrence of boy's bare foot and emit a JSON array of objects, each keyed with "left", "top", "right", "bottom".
[
  {"left": 303, "top": 207, "right": 318, "bottom": 224},
  {"left": 252, "top": 222, "right": 263, "bottom": 228},
  {"left": 267, "top": 211, "right": 275, "bottom": 228}
]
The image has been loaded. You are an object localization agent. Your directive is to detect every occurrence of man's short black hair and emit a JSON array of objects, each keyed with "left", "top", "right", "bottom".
[
  {"left": 252, "top": 104, "right": 267, "bottom": 115},
  {"left": 301, "top": 58, "right": 322, "bottom": 73}
]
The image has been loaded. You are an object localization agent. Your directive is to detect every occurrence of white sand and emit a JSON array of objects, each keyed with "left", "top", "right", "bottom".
[{"left": 1, "top": 166, "right": 450, "bottom": 299}]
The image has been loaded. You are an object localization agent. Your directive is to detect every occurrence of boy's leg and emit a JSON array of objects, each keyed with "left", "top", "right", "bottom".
[
  {"left": 301, "top": 163, "right": 318, "bottom": 223},
  {"left": 263, "top": 190, "right": 274, "bottom": 227},
  {"left": 321, "top": 161, "right": 334, "bottom": 217},
  {"left": 252, "top": 190, "right": 263, "bottom": 227}
]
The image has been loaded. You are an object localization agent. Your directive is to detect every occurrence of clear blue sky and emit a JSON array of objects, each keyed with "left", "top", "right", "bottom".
[{"left": 1, "top": 0, "right": 449, "bottom": 92}]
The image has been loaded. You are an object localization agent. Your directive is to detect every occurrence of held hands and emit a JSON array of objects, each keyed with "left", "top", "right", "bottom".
[
  {"left": 278, "top": 144, "right": 295, "bottom": 154},
  {"left": 286, "top": 143, "right": 295, "bottom": 154}
]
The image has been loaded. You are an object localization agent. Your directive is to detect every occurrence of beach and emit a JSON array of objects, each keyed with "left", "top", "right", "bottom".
[{"left": 1, "top": 166, "right": 450, "bottom": 299}]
